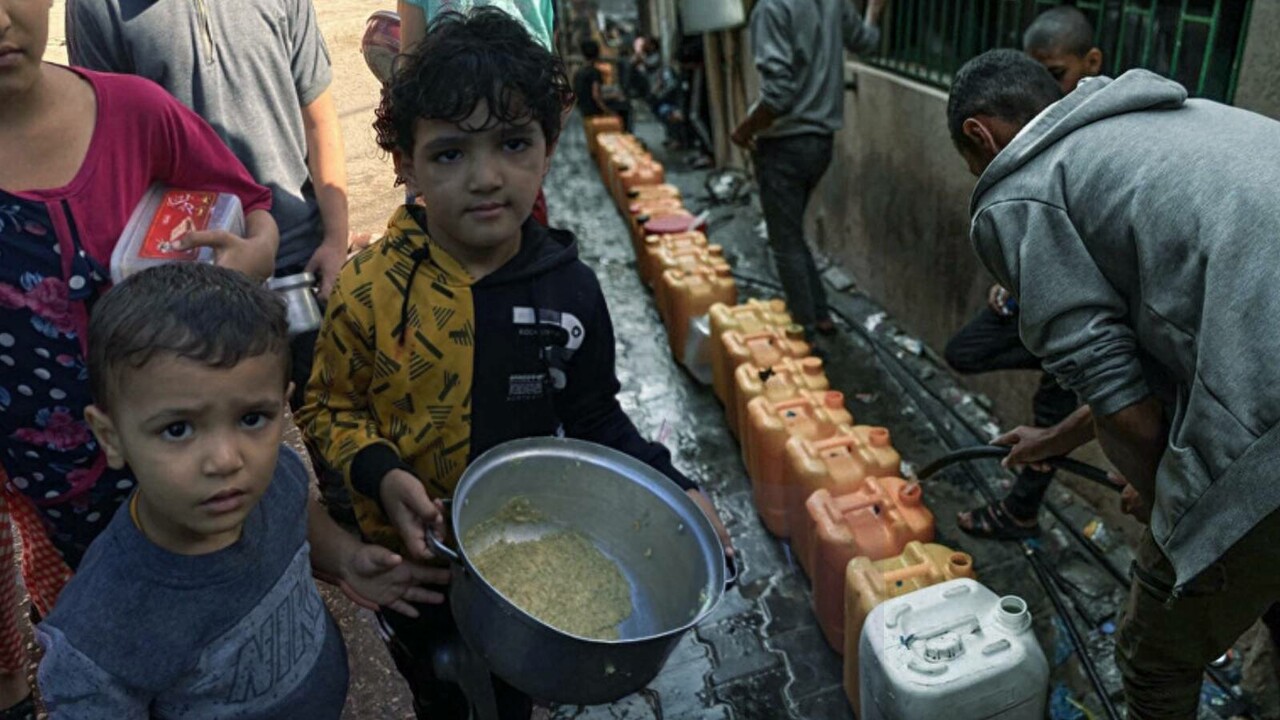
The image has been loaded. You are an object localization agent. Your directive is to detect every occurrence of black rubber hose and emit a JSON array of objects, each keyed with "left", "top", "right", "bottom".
[
  {"left": 916, "top": 445, "right": 1122, "bottom": 494},
  {"left": 1026, "top": 546, "right": 1124, "bottom": 720}
]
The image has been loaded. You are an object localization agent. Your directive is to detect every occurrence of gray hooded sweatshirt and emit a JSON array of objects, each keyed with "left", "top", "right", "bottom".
[{"left": 969, "top": 70, "right": 1280, "bottom": 590}]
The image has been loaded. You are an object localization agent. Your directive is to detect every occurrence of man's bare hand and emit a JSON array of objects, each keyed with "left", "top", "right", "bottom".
[{"left": 992, "top": 423, "right": 1084, "bottom": 472}]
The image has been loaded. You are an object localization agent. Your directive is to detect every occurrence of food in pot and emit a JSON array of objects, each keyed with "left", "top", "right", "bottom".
[{"left": 467, "top": 499, "right": 633, "bottom": 640}]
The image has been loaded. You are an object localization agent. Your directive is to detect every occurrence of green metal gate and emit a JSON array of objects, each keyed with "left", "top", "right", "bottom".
[{"left": 868, "top": 0, "right": 1253, "bottom": 103}]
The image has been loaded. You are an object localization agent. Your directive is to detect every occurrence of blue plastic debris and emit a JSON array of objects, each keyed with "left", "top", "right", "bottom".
[{"left": 1049, "top": 683, "right": 1087, "bottom": 720}]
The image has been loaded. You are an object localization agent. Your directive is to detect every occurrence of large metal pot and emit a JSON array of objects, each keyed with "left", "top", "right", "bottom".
[{"left": 427, "top": 437, "right": 733, "bottom": 705}]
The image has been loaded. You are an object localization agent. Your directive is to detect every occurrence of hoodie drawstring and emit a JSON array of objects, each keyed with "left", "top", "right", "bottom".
[{"left": 398, "top": 245, "right": 432, "bottom": 346}]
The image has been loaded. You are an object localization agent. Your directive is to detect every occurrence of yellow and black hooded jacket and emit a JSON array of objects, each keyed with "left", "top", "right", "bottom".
[{"left": 298, "top": 206, "right": 694, "bottom": 549}]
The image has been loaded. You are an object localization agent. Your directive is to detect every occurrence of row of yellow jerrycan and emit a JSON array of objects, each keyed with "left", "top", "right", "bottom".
[{"left": 580, "top": 118, "right": 979, "bottom": 712}]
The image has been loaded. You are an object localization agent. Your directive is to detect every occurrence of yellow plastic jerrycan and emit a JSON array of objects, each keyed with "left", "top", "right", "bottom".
[
  {"left": 709, "top": 299, "right": 793, "bottom": 403},
  {"left": 713, "top": 326, "right": 810, "bottom": 425},
  {"left": 842, "top": 542, "right": 976, "bottom": 704},
  {"left": 639, "top": 231, "right": 706, "bottom": 286},
  {"left": 658, "top": 263, "right": 738, "bottom": 358},
  {"left": 729, "top": 355, "right": 827, "bottom": 441}
]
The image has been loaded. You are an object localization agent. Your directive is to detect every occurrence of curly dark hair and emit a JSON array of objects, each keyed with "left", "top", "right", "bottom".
[{"left": 374, "top": 8, "right": 573, "bottom": 156}]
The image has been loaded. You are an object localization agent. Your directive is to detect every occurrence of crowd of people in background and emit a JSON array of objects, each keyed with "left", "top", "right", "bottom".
[{"left": 0, "top": 0, "right": 1278, "bottom": 718}]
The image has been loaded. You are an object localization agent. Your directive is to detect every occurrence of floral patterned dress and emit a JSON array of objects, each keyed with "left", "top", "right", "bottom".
[{"left": 0, "top": 193, "right": 137, "bottom": 571}]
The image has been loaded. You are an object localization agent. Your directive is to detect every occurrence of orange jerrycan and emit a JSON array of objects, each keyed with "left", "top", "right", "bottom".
[
  {"left": 652, "top": 243, "right": 723, "bottom": 291},
  {"left": 658, "top": 263, "right": 737, "bottom": 357},
  {"left": 585, "top": 116, "right": 623, "bottom": 158},
  {"left": 804, "top": 479, "right": 935, "bottom": 644},
  {"left": 734, "top": 355, "right": 838, "bottom": 440},
  {"left": 785, "top": 429, "right": 903, "bottom": 572},
  {"left": 743, "top": 390, "right": 853, "bottom": 538},
  {"left": 617, "top": 162, "right": 666, "bottom": 207},
  {"left": 842, "top": 543, "right": 975, "bottom": 700},
  {"left": 709, "top": 299, "right": 793, "bottom": 391},
  {"left": 627, "top": 184, "right": 681, "bottom": 203},
  {"left": 640, "top": 231, "right": 706, "bottom": 286},
  {"left": 728, "top": 355, "right": 827, "bottom": 441},
  {"left": 714, "top": 326, "right": 810, "bottom": 422}
]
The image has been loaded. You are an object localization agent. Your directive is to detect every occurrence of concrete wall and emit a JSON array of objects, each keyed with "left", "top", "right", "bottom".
[
  {"left": 1233, "top": 0, "right": 1280, "bottom": 120},
  {"left": 807, "top": 62, "right": 1043, "bottom": 426}
]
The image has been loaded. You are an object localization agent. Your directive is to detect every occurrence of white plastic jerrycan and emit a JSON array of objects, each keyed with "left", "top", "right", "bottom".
[{"left": 859, "top": 578, "right": 1049, "bottom": 720}]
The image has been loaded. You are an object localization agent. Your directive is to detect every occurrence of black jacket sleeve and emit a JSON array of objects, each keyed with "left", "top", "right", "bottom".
[{"left": 556, "top": 286, "right": 697, "bottom": 491}]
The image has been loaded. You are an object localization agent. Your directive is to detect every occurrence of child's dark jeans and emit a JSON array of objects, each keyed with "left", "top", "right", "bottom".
[{"left": 944, "top": 306, "right": 1079, "bottom": 519}]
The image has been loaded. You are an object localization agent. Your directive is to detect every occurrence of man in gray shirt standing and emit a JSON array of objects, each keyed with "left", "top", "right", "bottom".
[
  {"left": 66, "top": 0, "right": 352, "bottom": 406},
  {"left": 733, "top": 0, "right": 885, "bottom": 337}
]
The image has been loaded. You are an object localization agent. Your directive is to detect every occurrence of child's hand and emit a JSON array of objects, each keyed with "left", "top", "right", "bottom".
[
  {"left": 340, "top": 544, "right": 451, "bottom": 617},
  {"left": 380, "top": 469, "right": 448, "bottom": 561},
  {"left": 686, "top": 489, "right": 735, "bottom": 559},
  {"left": 177, "top": 209, "right": 278, "bottom": 282}
]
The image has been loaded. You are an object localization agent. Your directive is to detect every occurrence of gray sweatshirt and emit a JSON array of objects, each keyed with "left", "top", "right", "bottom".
[
  {"left": 969, "top": 70, "right": 1280, "bottom": 589},
  {"left": 36, "top": 449, "right": 349, "bottom": 718},
  {"left": 66, "top": 0, "right": 333, "bottom": 272},
  {"left": 749, "top": 0, "right": 880, "bottom": 139}
]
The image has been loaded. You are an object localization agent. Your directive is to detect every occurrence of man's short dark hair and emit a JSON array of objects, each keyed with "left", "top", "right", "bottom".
[
  {"left": 377, "top": 8, "right": 573, "bottom": 154},
  {"left": 88, "top": 263, "right": 290, "bottom": 409},
  {"left": 1023, "top": 6, "right": 1096, "bottom": 57},
  {"left": 581, "top": 39, "right": 601, "bottom": 60},
  {"left": 947, "top": 49, "right": 1064, "bottom": 146}
]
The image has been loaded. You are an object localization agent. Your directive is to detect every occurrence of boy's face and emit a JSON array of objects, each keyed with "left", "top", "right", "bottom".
[
  {"left": 401, "top": 99, "right": 552, "bottom": 264},
  {"left": 85, "top": 352, "right": 289, "bottom": 555},
  {"left": 1028, "top": 46, "right": 1103, "bottom": 94}
]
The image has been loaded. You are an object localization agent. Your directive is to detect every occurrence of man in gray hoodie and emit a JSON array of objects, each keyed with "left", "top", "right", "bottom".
[
  {"left": 947, "top": 49, "right": 1280, "bottom": 718},
  {"left": 732, "top": 0, "right": 884, "bottom": 336}
]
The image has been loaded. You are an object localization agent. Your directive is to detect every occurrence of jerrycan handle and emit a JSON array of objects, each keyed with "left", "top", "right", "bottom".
[
  {"left": 771, "top": 396, "right": 814, "bottom": 413},
  {"left": 812, "top": 434, "right": 858, "bottom": 454},
  {"left": 880, "top": 562, "right": 938, "bottom": 586}
]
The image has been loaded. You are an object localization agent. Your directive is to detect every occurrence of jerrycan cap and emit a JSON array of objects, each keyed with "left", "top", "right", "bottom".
[{"left": 922, "top": 633, "right": 965, "bottom": 662}]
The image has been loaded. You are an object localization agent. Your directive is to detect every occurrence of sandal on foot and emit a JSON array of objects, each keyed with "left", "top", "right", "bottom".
[{"left": 956, "top": 501, "right": 1040, "bottom": 541}]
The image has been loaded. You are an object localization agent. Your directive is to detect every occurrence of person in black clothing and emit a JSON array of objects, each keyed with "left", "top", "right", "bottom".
[
  {"left": 950, "top": 6, "right": 1103, "bottom": 539},
  {"left": 946, "top": 289, "right": 1080, "bottom": 538},
  {"left": 573, "top": 40, "right": 631, "bottom": 129}
]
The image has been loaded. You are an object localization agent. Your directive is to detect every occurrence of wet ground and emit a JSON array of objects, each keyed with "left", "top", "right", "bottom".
[{"left": 533, "top": 114, "right": 1273, "bottom": 720}]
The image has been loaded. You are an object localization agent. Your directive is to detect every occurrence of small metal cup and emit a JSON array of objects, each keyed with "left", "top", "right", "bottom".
[{"left": 266, "top": 272, "right": 322, "bottom": 336}]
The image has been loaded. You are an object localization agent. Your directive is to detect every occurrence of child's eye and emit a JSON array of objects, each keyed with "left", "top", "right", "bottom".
[
  {"left": 434, "top": 149, "right": 463, "bottom": 163},
  {"left": 161, "top": 422, "right": 193, "bottom": 441},
  {"left": 241, "top": 412, "right": 270, "bottom": 430},
  {"left": 503, "top": 138, "right": 533, "bottom": 153}
]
